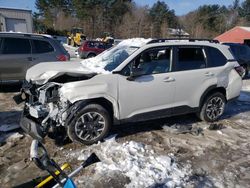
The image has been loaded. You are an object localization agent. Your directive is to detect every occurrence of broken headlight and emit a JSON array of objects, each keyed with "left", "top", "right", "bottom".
[{"left": 38, "top": 83, "right": 62, "bottom": 104}]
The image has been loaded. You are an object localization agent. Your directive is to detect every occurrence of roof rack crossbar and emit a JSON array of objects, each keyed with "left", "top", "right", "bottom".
[{"left": 147, "top": 38, "right": 219, "bottom": 44}]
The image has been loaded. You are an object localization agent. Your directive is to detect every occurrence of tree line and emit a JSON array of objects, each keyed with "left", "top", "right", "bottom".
[{"left": 34, "top": 0, "right": 250, "bottom": 39}]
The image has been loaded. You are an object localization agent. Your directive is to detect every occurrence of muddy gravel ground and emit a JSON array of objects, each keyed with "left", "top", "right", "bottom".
[{"left": 0, "top": 80, "right": 250, "bottom": 188}]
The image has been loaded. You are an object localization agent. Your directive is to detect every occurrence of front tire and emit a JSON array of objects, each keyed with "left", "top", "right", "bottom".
[
  {"left": 197, "top": 92, "right": 226, "bottom": 122},
  {"left": 67, "top": 104, "right": 111, "bottom": 145}
]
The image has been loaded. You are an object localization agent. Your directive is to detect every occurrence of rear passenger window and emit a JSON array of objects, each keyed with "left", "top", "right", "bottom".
[
  {"left": 98, "top": 43, "right": 105, "bottom": 49},
  {"left": 207, "top": 47, "right": 227, "bottom": 67},
  {"left": 33, "top": 40, "right": 54, "bottom": 53},
  {"left": 2, "top": 38, "right": 31, "bottom": 54},
  {"left": 176, "top": 47, "right": 206, "bottom": 71},
  {"left": 87, "top": 42, "right": 98, "bottom": 48}
]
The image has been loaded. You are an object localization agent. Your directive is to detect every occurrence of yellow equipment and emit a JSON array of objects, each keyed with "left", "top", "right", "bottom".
[
  {"left": 67, "top": 27, "right": 86, "bottom": 47},
  {"left": 35, "top": 163, "right": 71, "bottom": 188}
]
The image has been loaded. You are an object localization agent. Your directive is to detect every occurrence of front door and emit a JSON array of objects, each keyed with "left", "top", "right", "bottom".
[{"left": 117, "top": 47, "right": 176, "bottom": 120}]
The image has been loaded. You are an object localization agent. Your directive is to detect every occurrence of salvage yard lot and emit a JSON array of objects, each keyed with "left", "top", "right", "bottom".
[{"left": 0, "top": 80, "right": 250, "bottom": 188}]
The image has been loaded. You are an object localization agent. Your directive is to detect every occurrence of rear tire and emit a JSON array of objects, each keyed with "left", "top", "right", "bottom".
[
  {"left": 197, "top": 92, "right": 226, "bottom": 122},
  {"left": 87, "top": 53, "right": 96, "bottom": 58},
  {"left": 67, "top": 104, "right": 111, "bottom": 145}
]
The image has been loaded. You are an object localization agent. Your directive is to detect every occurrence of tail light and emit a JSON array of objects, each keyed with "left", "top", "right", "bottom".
[
  {"left": 57, "top": 54, "right": 68, "bottom": 61},
  {"left": 79, "top": 43, "right": 87, "bottom": 52},
  {"left": 79, "top": 45, "right": 84, "bottom": 51},
  {"left": 234, "top": 66, "right": 245, "bottom": 78}
]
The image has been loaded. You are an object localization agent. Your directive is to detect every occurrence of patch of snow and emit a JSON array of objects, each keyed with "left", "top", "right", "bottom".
[
  {"left": 76, "top": 136, "right": 191, "bottom": 188},
  {"left": 117, "top": 38, "right": 152, "bottom": 47},
  {"left": 242, "top": 84, "right": 250, "bottom": 92},
  {"left": 0, "top": 124, "right": 20, "bottom": 132},
  {"left": 6, "top": 132, "right": 23, "bottom": 142},
  {"left": 217, "top": 130, "right": 223, "bottom": 135},
  {"left": 0, "top": 132, "right": 24, "bottom": 144}
]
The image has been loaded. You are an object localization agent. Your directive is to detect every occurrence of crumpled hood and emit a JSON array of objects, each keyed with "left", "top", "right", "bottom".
[{"left": 26, "top": 61, "right": 97, "bottom": 85}]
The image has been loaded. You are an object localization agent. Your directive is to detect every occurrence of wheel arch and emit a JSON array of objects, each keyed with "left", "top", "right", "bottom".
[
  {"left": 199, "top": 85, "right": 227, "bottom": 108},
  {"left": 87, "top": 52, "right": 96, "bottom": 57},
  {"left": 65, "top": 97, "right": 117, "bottom": 127}
]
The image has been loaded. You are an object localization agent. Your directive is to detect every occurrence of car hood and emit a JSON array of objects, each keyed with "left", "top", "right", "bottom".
[{"left": 26, "top": 61, "right": 100, "bottom": 85}]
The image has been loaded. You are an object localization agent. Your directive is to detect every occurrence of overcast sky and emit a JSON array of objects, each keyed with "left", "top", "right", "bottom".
[{"left": 0, "top": 0, "right": 244, "bottom": 15}]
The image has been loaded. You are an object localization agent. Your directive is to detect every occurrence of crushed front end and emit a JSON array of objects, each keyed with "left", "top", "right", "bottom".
[{"left": 15, "top": 81, "right": 70, "bottom": 142}]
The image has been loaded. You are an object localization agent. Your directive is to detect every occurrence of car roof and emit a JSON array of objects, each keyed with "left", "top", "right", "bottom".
[
  {"left": 86, "top": 40, "right": 105, "bottom": 43},
  {"left": 0, "top": 32, "right": 53, "bottom": 39},
  {"left": 140, "top": 40, "right": 235, "bottom": 60}
]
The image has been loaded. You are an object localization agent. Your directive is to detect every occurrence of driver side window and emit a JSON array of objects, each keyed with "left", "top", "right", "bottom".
[{"left": 121, "top": 47, "right": 171, "bottom": 76}]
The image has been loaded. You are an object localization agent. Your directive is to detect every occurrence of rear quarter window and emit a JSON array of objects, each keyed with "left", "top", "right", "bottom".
[
  {"left": 32, "top": 39, "right": 54, "bottom": 53},
  {"left": 207, "top": 47, "right": 227, "bottom": 67}
]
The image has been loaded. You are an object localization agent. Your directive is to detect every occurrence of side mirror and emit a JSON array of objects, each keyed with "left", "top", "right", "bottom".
[{"left": 127, "top": 68, "right": 145, "bottom": 81}]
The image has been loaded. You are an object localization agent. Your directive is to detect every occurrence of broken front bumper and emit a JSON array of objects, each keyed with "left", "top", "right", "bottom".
[{"left": 20, "top": 114, "right": 46, "bottom": 142}]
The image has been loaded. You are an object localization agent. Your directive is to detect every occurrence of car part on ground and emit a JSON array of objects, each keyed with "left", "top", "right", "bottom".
[
  {"left": 0, "top": 32, "right": 70, "bottom": 82},
  {"left": 16, "top": 38, "right": 242, "bottom": 145},
  {"left": 163, "top": 124, "right": 204, "bottom": 136}
]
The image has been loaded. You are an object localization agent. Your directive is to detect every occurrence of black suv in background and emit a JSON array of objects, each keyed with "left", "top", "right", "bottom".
[
  {"left": 0, "top": 32, "right": 70, "bottom": 82},
  {"left": 224, "top": 43, "right": 250, "bottom": 78}
]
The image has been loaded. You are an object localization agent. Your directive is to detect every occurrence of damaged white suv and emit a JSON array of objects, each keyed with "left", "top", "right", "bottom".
[{"left": 15, "top": 38, "right": 243, "bottom": 145}]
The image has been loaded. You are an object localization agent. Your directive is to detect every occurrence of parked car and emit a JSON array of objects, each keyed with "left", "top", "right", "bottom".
[
  {"left": 223, "top": 43, "right": 250, "bottom": 78},
  {"left": 16, "top": 38, "right": 243, "bottom": 145},
  {"left": 0, "top": 32, "right": 70, "bottom": 82},
  {"left": 78, "top": 40, "right": 112, "bottom": 59}
]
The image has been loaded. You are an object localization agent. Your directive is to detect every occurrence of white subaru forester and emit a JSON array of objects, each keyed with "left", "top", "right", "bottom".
[{"left": 16, "top": 38, "right": 243, "bottom": 145}]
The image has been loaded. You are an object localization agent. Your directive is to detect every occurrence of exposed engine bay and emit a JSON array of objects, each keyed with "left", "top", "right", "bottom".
[
  {"left": 18, "top": 81, "right": 67, "bottom": 140},
  {"left": 16, "top": 72, "right": 94, "bottom": 141}
]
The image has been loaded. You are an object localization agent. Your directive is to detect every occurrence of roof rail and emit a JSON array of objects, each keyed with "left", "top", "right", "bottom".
[{"left": 147, "top": 38, "right": 219, "bottom": 44}]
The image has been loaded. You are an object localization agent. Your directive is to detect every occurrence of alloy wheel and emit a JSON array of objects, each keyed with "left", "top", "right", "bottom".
[
  {"left": 74, "top": 112, "right": 105, "bottom": 141},
  {"left": 206, "top": 97, "right": 225, "bottom": 120}
]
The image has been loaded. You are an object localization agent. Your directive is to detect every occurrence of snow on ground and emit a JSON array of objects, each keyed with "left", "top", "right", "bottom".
[
  {"left": 67, "top": 136, "right": 191, "bottom": 188},
  {"left": 1, "top": 80, "right": 250, "bottom": 187}
]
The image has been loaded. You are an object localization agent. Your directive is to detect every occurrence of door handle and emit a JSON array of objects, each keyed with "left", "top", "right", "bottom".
[
  {"left": 163, "top": 77, "right": 175, "bottom": 82},
  {"left": 205, "top": 72, "right": 214, "bottom": 77}
]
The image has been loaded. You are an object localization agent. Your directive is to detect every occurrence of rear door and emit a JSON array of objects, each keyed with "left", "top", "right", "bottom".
[
  {"left": 172, "top": 46, "right": 228, "bottom": 111},
  {"left": 0, "top": 37, "right": 32, "bottom": 81}
]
